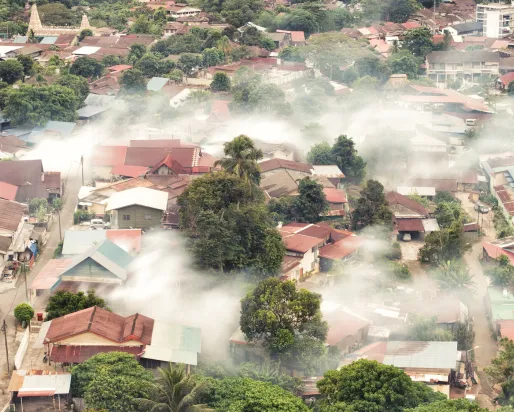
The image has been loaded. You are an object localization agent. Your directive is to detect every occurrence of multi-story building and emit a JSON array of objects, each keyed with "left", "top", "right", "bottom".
[
  {"left": 426, "top": 51, "right": 500, "bottom": 87},
  {"left": 476, "top": 2, "right": 514, "bottom": 38}
]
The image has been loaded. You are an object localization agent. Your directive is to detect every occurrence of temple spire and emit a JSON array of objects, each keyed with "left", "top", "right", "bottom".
[
  {"left": 27, "top": 3, "right": 42, "bottom": 34},
  {"left": 80, "top": 14, "right": 91, "bottom": 30}
]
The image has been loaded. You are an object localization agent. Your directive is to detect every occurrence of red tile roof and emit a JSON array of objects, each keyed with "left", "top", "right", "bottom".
[
  {"left": 259, "top": 158, "right": 312, "bottom": 174},
  {"left": 323, "top": 188, "right": 347, "bottom": 203},
  {"left": 150, "top": 154, "right": 188, "bottom": 174},
  {"left": 107, "top": 64, "right": 132, "bottom": 72},
  {"left": 50, "top": 344, "right": 143, "bottom": 363},
  {"left": 290, "top": 31, "right": 306, "bottom": 42},
  {"left": 0, "top": 198, "right": 25, "bottom": 233},
  {"left": 280, "top": 232, "right": 323, "bottom": 253},
  {"left": 402, "top": 21, "right": 421, "bottom": 29},
  {"left": 326, "top": 311, "right": 370, "bottom": 345},
  {"left": 208, "top": 100, "right": 231, "bottom": 122},
  {"left": 106, "top": 229, "right": 142, "bottom": 253},
  {"left": 318, "top": 236, "right": 363, "bottom": 260},
  {"left": 30, "top": 259, "right": 73, "bottom": 290},
  {"left": 396, "top": 218, "right": 425, "bottom": 232},
  {"left": 0, "top": 181, "right": 18, "bottom": 201},
  {"left": 499, "top": 72, "right": 514, "bottom": 87},
  {"left": 129, "top": 139, "right": 197, "bottom": 148},
  {"left": 90, "top": 146, "right": 127, "bottom": 167},
  {"left": 499, "top": 320, "right": 514, "bottom": 341},
  {"left": 110, "top": 165, "right": 148, "bottom": 178},
  {"left": 386, "top": 191, "right": 428, "bottom": 216},
  {"left": 45, "top": 306, "right": 154, "bottom": 345},
  {"left": 483, "top": 241, "right": 514, "bottom": 265}
]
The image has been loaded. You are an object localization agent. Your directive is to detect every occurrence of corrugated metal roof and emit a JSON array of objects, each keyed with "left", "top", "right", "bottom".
[
  {"left": 77, "top": 105, "right": 110, "bottom": 118},
  {"left": 13, "top": 36, "right": 28, "bottom": 44},
  {"left": 40, "top": 36, "right": 57, "bottom": 44},
  {"left": 22, "top": 374, "right": 71, "bottom": 395},
  {"left": 383, "top": 341, "right": 458, "bottom": 370},
  {"left": 62, "top": 230, "right": 106, "bottom": 255},
  {"left": 105, "top": 187, "right": 168, "bottom": 212},
  {"left": 147, "top": 77, "right": 169, "bottom": 92}
]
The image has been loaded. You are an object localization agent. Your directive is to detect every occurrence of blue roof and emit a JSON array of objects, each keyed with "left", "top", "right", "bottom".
[
  {"left": 13, "top": 36, "right": 27, "bottom": 44},
  {"left": 29, "top": 121, "right": 76, "bottom": 140},
  {"left": 147, "top": 77, "right": 169, "bottom": 92},
  {"left": 40, "top": 36, "right": 58, "bottom": 45}
]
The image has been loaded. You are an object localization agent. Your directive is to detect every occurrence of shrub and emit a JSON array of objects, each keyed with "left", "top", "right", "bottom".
[
  {"left": 389, "top": 261, "right": 411, "bottom": 280},
  {"left": 74, "top": 210, "right": 93, "bottom": 224},
  {"left": 14, "top": 303, "right": 34, "bottom": 324}
]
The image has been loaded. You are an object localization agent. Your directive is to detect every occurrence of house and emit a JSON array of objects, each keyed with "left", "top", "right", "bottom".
[
  {"left": 7, "top": 370, "right": 71, "bottom": 411},
  {"left": 481, "top": 156, "right": 514, "bottom": 224},
  {"left": 386, "top": 191, "right": 439, "bottom": 241},
  {"left": 279, "top": 222, "right": 361, "bottom": 275},
  {"left": 77, "top": 94, "right": 116, "bottom": 123},
  {"left": 410, "top": 178, "right": 458, "bottom": 193},
  {"left": 106, "top": 187, "right": 168, "bottom": 229},
  {"left": 311, "top": 165, "right": 345, "bottom": 188},
  {"left": 89, "top": 145, "right": 128, "bottom": 178},
  {"left": 0, "top": 159, "right": 60, "bottom": 202},
  {"left": 396, "top": 186, "right": 436, "bottom": 199},
  {"left": 341, "top": 341, "right": 459, "bottom": 390},
  {"left": 169, "top": 5, "right": 201, "bottom": 18},
  {"left": 0, "top": 182, "right": 18, "bottom": 201},
  {"left": 497, "top": 71, "right": 514, "bottom": 90},
  {"left": 37, "top": 306, "right": 201, "bottom": 368},
  {"left": 0, "top": 198, "right": 26, "bottom": 273},
  {"left": 237, "top": 22, "right": 266, "bottom": 33},
  {"left": 444, "top": 21, "right": 483, "bottom": 36},
  {"left": 498, "top": 319, "right": 514, "bottom": 341},
  {"left": 175, "top": 15, "right": 209, "bottom": 25},
  {"left": 276, "top": 30, "right": 306, "bottom": 46},
  {"left": 260, "top": 171, "right": 335, "bottom": 199},
  {"left": 30, "top": 238, "right": 134, "bottom": 295},
  {"left": 61, "top": 229, "right": 142, "bottom": 256},
  {"left": 486, "top": 287, "right": 514, "bottom": 324},
  {"left": 258, "top": 158, "right": 312, "bottom": 179},
  {"left": 29, "top": 121, "right": 77, "bottom": 141},
  {"left": 425, "top": 51, "right": 500, "bottom": 88},
  {"left": 476, "top": 2, "right": 514, "bottom": 38},
  {"left": 483, "top": 236, "right": 514, "bottom": 266},
  {"left": 322, "top": 302, "right": 370, "bottom": 355},
  {"left": 0, "top": 134, "right": 28, "bottom": 159},
  {"left": 253, "top": 140, "right": 296, "bottom": 162},
  {"left": 163, "top": 22, "right": 187, "bottom": 36},
  {"left": 268, "top": 32, "right": 290, "bottom": 49},
  {"left": 323, "top": 188, "right": 348, "bottom": 217}
]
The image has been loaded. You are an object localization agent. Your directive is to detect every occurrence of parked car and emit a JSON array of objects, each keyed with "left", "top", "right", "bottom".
[
  {"left": 474, "top": 203, "right": 489, "bottom": 214},
  {"left": 89, "top": 219, "right": 110, "bottom": 230},
  {"left": 403, "top": 233, "right": 411, "bottom": 242}
]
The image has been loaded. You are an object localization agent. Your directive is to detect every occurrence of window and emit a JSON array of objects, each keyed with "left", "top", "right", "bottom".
[
  {"left": 123, "top": 214, "right": 131, "bottom": 221},
  {"left": 144, "top": 214, "right": 152, "bottom": 220}
]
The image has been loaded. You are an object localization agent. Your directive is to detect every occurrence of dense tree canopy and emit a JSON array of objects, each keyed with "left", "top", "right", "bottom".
[
  {"left": 406, "top": 399, "right": 488, "bottom": 411},
  {"left": 56, "top": 74, "right": 90, "bottom": 104},
  {"left": 351, "top": 180, "right": 393, "bottom": 230},
  {"left": 3, "top": 84, "right": 79, "bottom": 126},
  {"left": 210, "top": 72, "right": 232, "bottom": 92},
  {"left": 119, "top": 68, "right": 146, "bottom": 94},
  {"left": 240, "top": 278, "right": 327, "bottom": 372},
  {"left": 317, "top": 359, "right": 445, "bottom": 411},
  {"left": 70, "top": 57, "right": 104, "bottom": 79},
  {"left": 214, "top": 135, "right": 263, "bottom": 184},
  {"left": 402, "top": 27, "right": 435, "bottom": 58},
  {"left": 178, "top": 171, "right": 284, "bottom": 276},
  {"left": 72, "top": 352, "right": 153, "bottom": 410},
  {"left": 331, "top": 135, "right": 366, "bottom": 182},
  {"left": 45, "top": 290, "right": 109, "bottom": 321},
  {"left": 204, "top": 377, "right": 309, "bottom": 411},
  {"left": 0, "top": 59, "right": 24, "bottom": 85}
]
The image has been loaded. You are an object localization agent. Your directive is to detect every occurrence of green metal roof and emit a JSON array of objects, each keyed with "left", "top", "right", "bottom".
[
  {"left": 488, "top": 287, "right": 514, "bottom": 321},
  {"left": 96, "top": 238, "right": 134, "bottom": 269}
]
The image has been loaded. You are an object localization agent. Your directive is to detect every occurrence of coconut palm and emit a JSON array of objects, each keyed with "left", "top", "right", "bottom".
[
  {"left": 138, "top": 364, "right": 211, "bottom": 412},
  {"left": 214, "top": 135, "right": 263, "bottom": 185},
  {"left": 436, "top": 260, "right": 476, "bottom": 292}
]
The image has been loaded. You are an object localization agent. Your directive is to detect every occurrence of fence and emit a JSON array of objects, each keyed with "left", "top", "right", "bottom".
[{"left": 14, "top": 328, "right": 29, "bottom": 370}]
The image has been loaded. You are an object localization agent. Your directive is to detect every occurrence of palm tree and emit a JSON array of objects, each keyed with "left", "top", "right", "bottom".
[
  {"left": 138, "top": 364, "right": 211, "bottom": 412},
  {"left": 214, "top": 135, "right": 263, "bottom": 185},
  {"left": 436, "top": 260, "right": 476, "bottom": 292}
]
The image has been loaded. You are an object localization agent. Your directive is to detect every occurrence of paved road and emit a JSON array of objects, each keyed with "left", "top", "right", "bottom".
[
  {"left": 0, "top": 170, "right": 81, "bottom": 376},
  {"left": 456, "top": 192, "right": 498, "bottom": 408}
]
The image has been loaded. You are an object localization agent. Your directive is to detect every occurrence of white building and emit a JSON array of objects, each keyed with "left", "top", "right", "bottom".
[{"left": 476, "top": 2, "right": 514, "bottom": 38}]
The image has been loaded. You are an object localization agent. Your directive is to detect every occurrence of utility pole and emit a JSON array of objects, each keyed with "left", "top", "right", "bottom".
[
  {"left": 80, "top": 155, "right": 84, "bottom": 186},
  {"left": 2, "top": 320, "right": 9, "bottom": 374}
]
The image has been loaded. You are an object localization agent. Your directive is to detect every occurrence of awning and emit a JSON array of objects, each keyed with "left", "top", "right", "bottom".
[
  {"left": 18, "top": 388, "right": 56, "bottom": 397},
  {"left": 396, "top": 218, "right": 424, "bottom": 232}
]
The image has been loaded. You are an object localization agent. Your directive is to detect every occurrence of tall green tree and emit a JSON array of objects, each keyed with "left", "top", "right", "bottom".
[
  {"left": 204, "top": 377, "right": 308, "bottom": 411},
  {"left": 240, "top": 278, "right": 327, "bottom": 370},
  {"left": 4, "top": 84, "right": 79, "bottom": 125},
  {"left": 405, "top": 314, "right": 454, "bottom": 342},
  {"left": 402, "top": 27, "right": 435, "bottom": 58},
  {"left": 136, "top": 53, "right": 174, "bottom": 78},
  {"left": 307, "top": 141, "right": 333, "bottom": 165},
  {"left": 137, "top": 364, "right": 210, "bottom": 412},
  {"left": 387, "top": 50, "right": 420, "bottom": 79},
  {"left": 435, "top": 260, "right": 476, "bottom": 292},
  {"left": 15, "top": 55, "right": 35, "bottom": 78},
  {"left": 0, "top": 59, "right": 24, "bottom": 84},
  {"left": 70, "top": 57, "right": 104, "bottom": 79},
  {"left": 45, "top": 290, "right": 109, "bottom": 321},
  {"left": 214, "top": 135, "right": 263, "bottom": 185},
  {"left": 128, "top": 43, "right": 147, "bottom": 64},
  {"left": 406, "top": 399, "right": 488, "bottom": 411},
  {"left": 178, "top": 172, "right": 284, "bottom": 276},
  {"left": 72, "top": 352, "right": 153, "bottom": 410},
  {"left": 293, "top": 177, "right": 328, "bottom": 223},
  {"left": 351, "top": 180, "right": 393, "bottom": 230},
  {"left": 56, "top": 74, "right": 90, "bottom": 104},
  {"left": 210, "top": 72, "right": 231, "bottom": 92},
  {"left": 331, "top": 135, "right": 366, "bottom": 183},
  {"left": 119, "top": 68, "right": 146, "bottom": 94},
  {"left": 317, "top": 359, "right": 445, "bottom": 411},
  {"left": 419, "top": 221, "right": 470, "bottom": 264}
]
